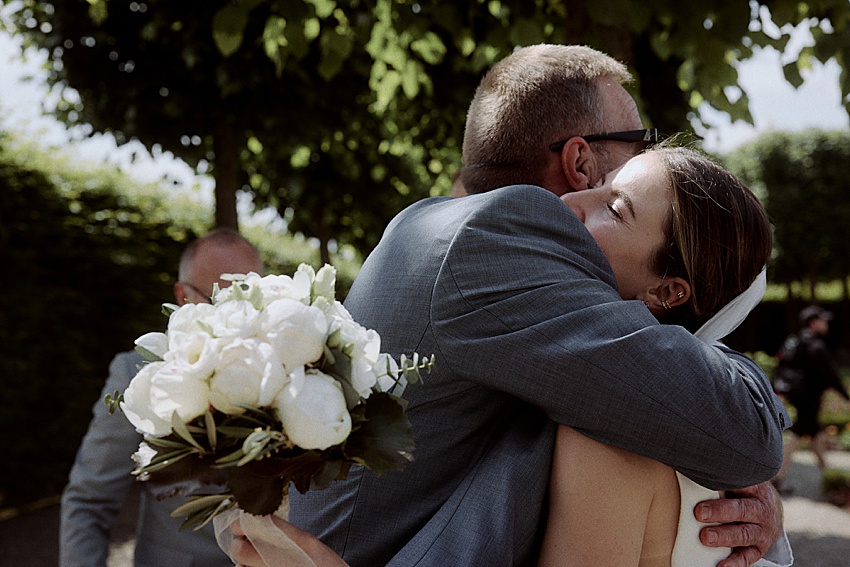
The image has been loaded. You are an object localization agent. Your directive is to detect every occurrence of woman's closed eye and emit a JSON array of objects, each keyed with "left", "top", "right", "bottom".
[{"left": 607, "top": 202, "right": 623, "bottom": 221}]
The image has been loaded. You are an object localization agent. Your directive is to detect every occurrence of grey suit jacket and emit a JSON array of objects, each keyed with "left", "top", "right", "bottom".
[
  {"left": 60, "top": 350, "right": 231, "bottom": 567},
  {"left": 289, "top": 185, "right": 788, "bottom": 566}
]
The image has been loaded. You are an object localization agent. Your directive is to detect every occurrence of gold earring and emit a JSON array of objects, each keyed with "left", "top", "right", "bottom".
[
  {"left": 661, "top": 300, "right": 671, "bottom": 310},
  {"left": 677, "top": 291, "right": 685, "bottom": 299}
]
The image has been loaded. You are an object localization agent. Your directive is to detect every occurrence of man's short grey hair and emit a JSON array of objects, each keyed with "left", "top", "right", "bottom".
[
  {"left": 461, "top": 44, "right": 632, "bottom": 193},
  {"left": 178, "top": 228, "right": 259, "bottom": 281}
]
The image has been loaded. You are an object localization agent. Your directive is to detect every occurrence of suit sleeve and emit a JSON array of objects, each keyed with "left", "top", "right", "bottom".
[
  {"left": 430, "top": 185, "right": 786, "bottom": 490},
  {"left": 60, "top": 351, "right": 142, "bottom": 567}
]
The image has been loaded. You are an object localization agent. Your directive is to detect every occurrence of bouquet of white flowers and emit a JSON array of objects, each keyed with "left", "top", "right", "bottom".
[{"left": 109, "top": 264, "right": 432, "bottom": 549}]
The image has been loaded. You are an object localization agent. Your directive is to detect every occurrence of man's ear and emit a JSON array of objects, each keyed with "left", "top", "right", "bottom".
[
  {"left": 639, "top": 277, "right": 691, "bottom": 315},
  {"left": 173, "top": 282, "right": 189, "bottom": 306},
  {"left": 559, "top": 137, "right": 598, "bottom": 191}
]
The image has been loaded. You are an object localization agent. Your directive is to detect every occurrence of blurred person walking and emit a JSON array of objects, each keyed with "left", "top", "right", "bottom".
[{"left": 773, "top": 305, "right": 850, "bottom": 494}]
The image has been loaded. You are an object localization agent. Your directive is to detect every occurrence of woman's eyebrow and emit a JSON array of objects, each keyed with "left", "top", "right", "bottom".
[{"left": 613, "top": 188, "right": 635, "bottom": 218}]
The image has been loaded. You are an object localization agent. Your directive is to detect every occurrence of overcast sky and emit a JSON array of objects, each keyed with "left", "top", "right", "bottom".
[{"left": 0, "top": 24, "right": 847, "bottom": 188}]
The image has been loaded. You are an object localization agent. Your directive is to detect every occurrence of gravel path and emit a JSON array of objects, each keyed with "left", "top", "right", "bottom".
[{"left": 1, "top": 450, "right": 848, "bottom": 566}]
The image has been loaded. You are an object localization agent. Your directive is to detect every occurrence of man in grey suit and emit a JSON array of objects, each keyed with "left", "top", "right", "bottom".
[
  {"left": 290, "top": 45, "right": 788, "bottom": 566},
  {"left": 60, "top": 228, "right": 264, "bottom": 567}
]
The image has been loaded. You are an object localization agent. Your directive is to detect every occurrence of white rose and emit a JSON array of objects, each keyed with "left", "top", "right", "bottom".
[
  {"left": 208, "top": 338, "right": 288, "bottom": 414},
  {"left": 162, "top": 331, "right": 219, "bottom": 382},
  {"left": 148, "top": 361, "right": 211, "bottom": 425},
  {"left": 167, "top": 302, "right": 216, "bottom": 335},
  {"left": 120, "top": 362, "right": 172, "bottom": 437},
  {"left": 275, "top": 368, "right": 351, "bottom": 450},
  {"left": 260, "top": 299, "right": 329, "bottom": 372},
  {"left": 135, "top": 332, "right": 168, "bottom": 360},
  {"left": 208, "top": 299, "right": 261, "bottom": 339}
]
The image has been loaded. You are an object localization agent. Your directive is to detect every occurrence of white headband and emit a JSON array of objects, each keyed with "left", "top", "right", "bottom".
[{"left": 694, "top": 267, "right": 767, "bottom": 345}]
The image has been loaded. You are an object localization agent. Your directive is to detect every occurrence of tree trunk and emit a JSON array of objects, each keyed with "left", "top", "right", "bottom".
[{"left": 213, "top": 122, "right": 240, "bottom": 231}]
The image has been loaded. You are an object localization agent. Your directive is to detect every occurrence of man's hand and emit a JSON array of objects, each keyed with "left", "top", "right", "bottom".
[{"left": 695, "top": 481, "right": 784, "bottom": 567}]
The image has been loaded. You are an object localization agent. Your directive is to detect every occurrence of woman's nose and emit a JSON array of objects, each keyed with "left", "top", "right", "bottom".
[{"left": 561, "top": 192, "right": 591, "bottom": 223}]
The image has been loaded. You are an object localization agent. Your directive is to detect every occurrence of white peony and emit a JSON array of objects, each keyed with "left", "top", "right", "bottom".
[
  {"left": 312, "top": 264, "right": 336, "bottom": 303},
  {"left": 120, "top": 362, "right": 173, "bottom": 437},
  {"left": 208, "top": 299, "right": 261, "bottom": 339},
  {"left": 148, "top": 361, "right": 211, "bottom": 425},
  {"left": 275, "top": 368, "right": 352, "bottom": 450},
  {"left": 135, "top": 332, "right": 168, "bottom": 360},
  {"left": 208, "top": 338, "right": 288, "bottom": 414},
  {"left": 251, "top": 272, "right": 311, "bottom": 305},
  {"left": 167, "top": 302, "right": 216, "bottom": 335},
  {"left": 328, "top": 319, "right": 381, "bottom": 398},
  {"left": 162, "top": 331, "right": 219, "bottom": 382},
  {"left": 260, "top": 299, "right": 329, "bottom": 372}
]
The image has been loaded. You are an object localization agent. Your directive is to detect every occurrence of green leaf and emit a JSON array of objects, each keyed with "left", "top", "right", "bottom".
[
  {"left": 343, "top": 392, "right": 415, "bottom": 475},
  {"left": 86, "top": 0, "right": 108, "bottom": 25},
  {"left": 135, "top": 447, "right": 195, "bottom": 474},
  {"left": 134, "top": 345, "right": 163, "bottom": 362},
  {"left": 170, "top": 493, "right": 232, "bottom": 519},
  {"left": 782, "top": 61, "right": 804, "bottom": 89},
  {"left": 410, "top": 32, "right": 447, "bottom": 65},
  {"left": 509, "top": 18, "right": 546, "bottom": 46},
  {"left": 227, "top": 463, "right": 291, "bottom": 515},
  {"left": 318, "top": 29, "right": 354, "bottom": 81},
  {"left": 306, "top": 0, "right": 337, "bottom": 19},
  {"left": 212, "top": 4, "right": 249, "bottom": 57},
  {"left": 205, "top": 411, "right": 217, "bottom": 452},
  {"left": 171, "top": 412, "right": 206, "bottom": 452},
  {"left": 104, "top": 390, "right": 123, "bottom": 415},
  {"left": 143, "top": 436, "right": 195, "bottom": 449}
]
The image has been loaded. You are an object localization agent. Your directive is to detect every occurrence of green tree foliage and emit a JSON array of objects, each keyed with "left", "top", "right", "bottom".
[
  {"left": 724, "top": 129, "right": 850, "bottom": 297},
  {"left": 7, "top": 0, "right": 850, "bottom": 259}
]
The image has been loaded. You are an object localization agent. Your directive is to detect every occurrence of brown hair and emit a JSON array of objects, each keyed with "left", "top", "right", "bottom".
[
  {"left": 460, "top": 44, "right": 632, "bottom": 194},
  {"left": 650, "top": 147, "right": 772, "bottom": 331}
]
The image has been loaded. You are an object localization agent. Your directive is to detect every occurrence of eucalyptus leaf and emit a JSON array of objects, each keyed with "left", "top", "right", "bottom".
[
  {"left": 215, "top": 425, "right": 261, "bottom": 438},
  {"left": 170, "top": 493, "right": 232, "bottom": 519},
  {"left": 205, "top": 411, "right": 217, "bottom": 452},
  {"left": 134, "top": 345, "right": 163, "bottom": 362},
  {"left": 104, "top": 390, "right": 123, "bottom": 415},
  {"left": 171, "top": 413, "right": 206, "bottom": 452},
  {"left": 143, "top": 436, "right": 194, "bottom": 449},
  {"left": 135, "top": 448, "right": 195, "bottom": 474}
]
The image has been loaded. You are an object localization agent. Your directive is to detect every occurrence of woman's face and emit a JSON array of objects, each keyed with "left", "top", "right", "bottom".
[{"left": 560, "top": 153, "right": 671, "bottom": 300}]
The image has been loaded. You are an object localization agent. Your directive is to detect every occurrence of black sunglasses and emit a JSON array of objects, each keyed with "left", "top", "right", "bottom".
[{"left": 548, "top": 128, "right": 658, "bottom": 153}]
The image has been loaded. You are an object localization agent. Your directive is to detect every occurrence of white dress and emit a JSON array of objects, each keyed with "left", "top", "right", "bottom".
[
  {"left": 671, "top": 473, "right": 730, "bottom": 566},
  {"left": 672, "top": 473, "right": 792, "bottom": 567},
  {"left": 674, "top": 270, "right": 792, "bottom": 567}
]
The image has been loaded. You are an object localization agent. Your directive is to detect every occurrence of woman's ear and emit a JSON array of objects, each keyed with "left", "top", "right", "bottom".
[
  {"left": 639, "top": 277, "right": 691, "bottom": 315},
  {"left": 559, "top": 137, "right": 599, "bottom": 191}
]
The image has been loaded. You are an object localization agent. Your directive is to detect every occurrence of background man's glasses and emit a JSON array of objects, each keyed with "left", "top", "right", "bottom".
[
  {"left": 180, "top": 282, "right": 212, "bottom": 303},
  {"left": 548, "top": 128, "right": 659, "bottom": 153}
]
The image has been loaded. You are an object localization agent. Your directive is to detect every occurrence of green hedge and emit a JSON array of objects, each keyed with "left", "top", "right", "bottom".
[{"left": 0, "top": 153, "right": 189, "bottom": 507}]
